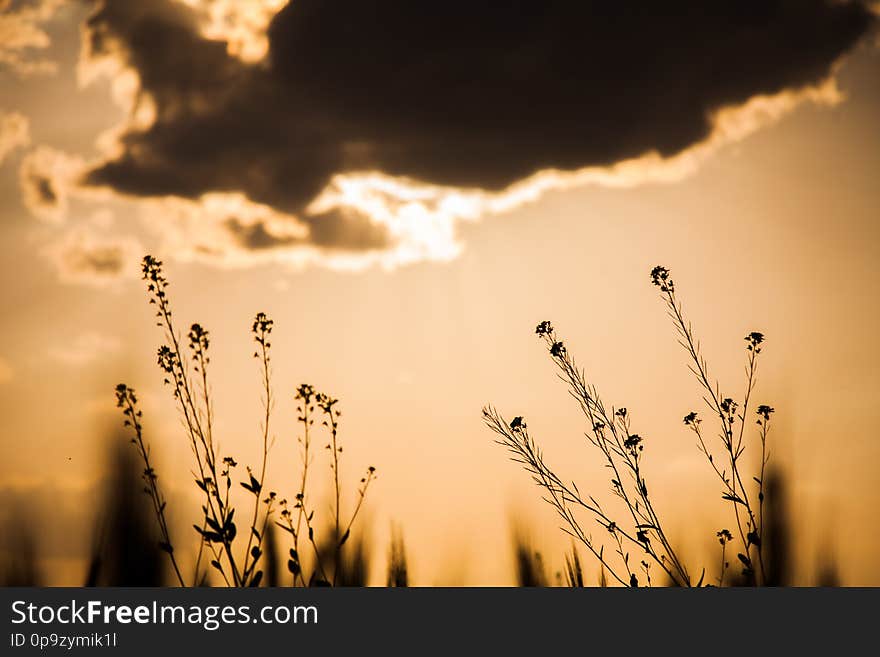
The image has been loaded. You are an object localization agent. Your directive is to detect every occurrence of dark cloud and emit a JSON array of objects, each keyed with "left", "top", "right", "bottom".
[
  {"left": 19, "top": 145, "right": 78, "bottom": 222},
  {"left": 304, "top": 207, "right": 392, "bottom": 251},
  {"left": 46, "top": 229, "right": 142, "bottom": 285},
  {"left": 32, "top": 175, "right": 57, "bottom": 205},
  {"left": 221, "top": 207, "right": 390, "bottom": 252},
  {"left": 22, "top": 169, "right": 57, "bottom": 205},
  {"left": 62, "top": 244, "right": 125, "bottom": 274},
  {"left": 223, "top": 216, "right": 299, "bottom": 251},
  {"left": 82, "top": 0, "right": 875, "bottom": 249}
]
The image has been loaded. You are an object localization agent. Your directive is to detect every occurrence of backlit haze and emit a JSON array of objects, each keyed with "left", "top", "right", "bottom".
[{"left": 1, "top": 0, "right": 878, "bottom": 584}]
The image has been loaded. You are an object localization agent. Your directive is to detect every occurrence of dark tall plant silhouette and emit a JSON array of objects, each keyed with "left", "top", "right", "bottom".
[
  {"left": 0, "top": 517, "right": 41, "bottom": 587},
  {"left": 512, "top": 532, "right": 549, "bottom": 587},
  {"left": 85, "top": 442, "right": 165, "bottom": 586},
  {"left": 484, "top": 266, "right": 776, "bottom": 586},
  {"left": 115, "top": 255, "right": 376, "bottom": 587},
  {"left": 386, "top": 528, "right": 409, "bottom": 587}
]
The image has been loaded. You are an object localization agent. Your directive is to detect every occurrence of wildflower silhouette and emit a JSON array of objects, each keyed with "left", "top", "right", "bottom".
[
  {"left": 485, "top": 265, "right": 776, "bottom": 586},
  {"left": 115, "top": 255, "right": 377, "bottom": 587}
]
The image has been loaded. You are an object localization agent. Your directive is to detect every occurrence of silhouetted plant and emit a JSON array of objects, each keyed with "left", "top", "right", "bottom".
[
  {"left": 0, "top": 515, "right": 41, "bottom": 586},
  {"left": 815, "top": 543, "right": 840, "bottom": 587},
  {"left": 262, "top": 522, "right": 281, "bottom": 587},
  {"left": 512, "top": 533, "right": 548, "bottom": 587},
  {"left": 114, "top": 384, "right": 184, "bottom": 585},
  {"left": 485, "top": 265, "right": 776, "bottom": 586},
  {"left": 761, "top": 469, "right": 790, "bottom": 586},
  {"left": 116, "top": 256, "right": 275, "bottom": 586},
  {"left": 386, "top": 528, "right": 409, "bottom": 587},
  {"left": 276, "top": 384, "right": 377, "bottom": 586},
  {"left": 2, "top": 255, "right": 841, "bottom": 587},
  {"left": 85, "top": 442, "right": 165, "bottom": 586},
  {"left": 318, "top": 528, "right": 371, "bottom": 587},
  {"left": 115, "top": 255, "right": 376, "bottom": 587},
  {"left": 563, "top": 545, "right": 584, "bottom": 587}
]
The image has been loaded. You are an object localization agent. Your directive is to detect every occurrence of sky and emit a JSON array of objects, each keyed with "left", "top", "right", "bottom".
[{"left": 0, "top": 0, "right": 879, "bottom": 585}]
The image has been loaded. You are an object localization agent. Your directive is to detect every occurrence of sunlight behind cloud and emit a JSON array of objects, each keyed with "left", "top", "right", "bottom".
[
  {"left": 61, "top": 0, "right": 869, "bottom": 274},
  {"left": 302, "top": 78, "right": 844, "bottom": 270},
  {"left": 32, "top": 63, "right": 846, "bottom": 276},
  {"left": 178, "top": 0, "right": 287, "bottom": 62},
  {"left": 43, "top": 73, "right": 845, "bottom": 274}
]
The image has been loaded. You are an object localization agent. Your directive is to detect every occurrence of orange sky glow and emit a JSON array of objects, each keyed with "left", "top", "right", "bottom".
[{"left": 1, "top": 0, "right": 879, "bottom": 586}]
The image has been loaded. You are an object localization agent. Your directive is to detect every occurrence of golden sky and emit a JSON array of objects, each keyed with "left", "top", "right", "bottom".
[{"left": 1, "top": 0, "right": 879, "bottom": 585}]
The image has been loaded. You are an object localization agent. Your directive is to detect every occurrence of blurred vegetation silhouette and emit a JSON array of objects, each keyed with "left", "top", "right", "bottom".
[
  {"left": 84, "top": 442, "right": 165, "bottom": 586},
  {"left": 386, "top": 528, "right": 409, "bottom": 587},
  {"left": 512, "top": 531, "right": 549, "bottom": 587},
  {"left": 0, "top": 445, "right": 838, "bottom": 586},
  {"left": 0, "top": 437, "right": 384, "bottom": 586},
  {"left": 0, "top": 514, "right": 41, "bottom": 587}
]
